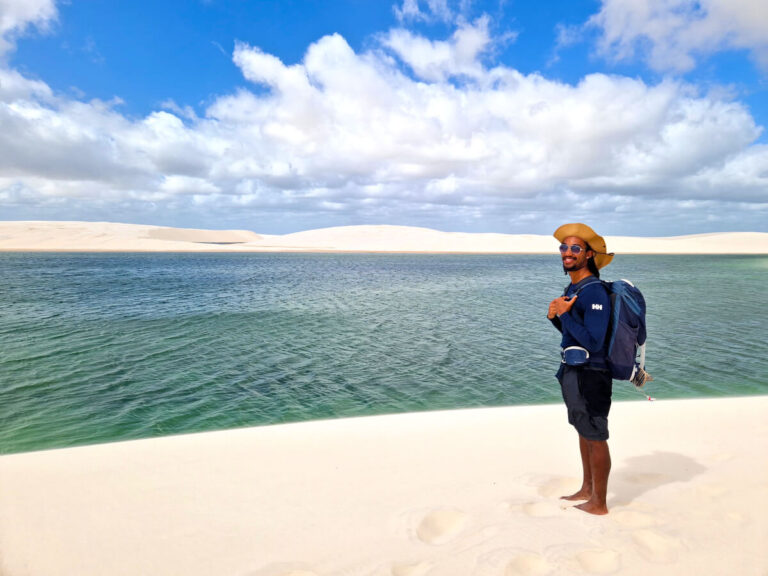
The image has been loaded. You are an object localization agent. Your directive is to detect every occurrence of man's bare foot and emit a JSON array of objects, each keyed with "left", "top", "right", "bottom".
[
  {"left": 560, "top": 489, "right": 591, "bottom": 501},
  {"left": 574, "top": 500, "right": 609, "bottom": 515}
]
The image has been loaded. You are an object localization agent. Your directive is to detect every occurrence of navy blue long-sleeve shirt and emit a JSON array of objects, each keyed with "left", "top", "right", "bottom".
[{"left": 550, "top": 276, "right": 610, "bottom": 369}]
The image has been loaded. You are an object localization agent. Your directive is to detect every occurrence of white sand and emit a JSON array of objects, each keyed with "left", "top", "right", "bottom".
[
  {"left": 0, "top": 221, "right": 263, "bottom": 252},
  {"left": 1, "top": 396, "right": 766, "bottom": 576},
  {"left": 2, "top": 221, "right": 768, "bottom": 253}
]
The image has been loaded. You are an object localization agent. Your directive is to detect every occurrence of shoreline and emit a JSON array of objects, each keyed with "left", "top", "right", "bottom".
[
  {"left": 2, "top": 396, "right": 767, "bottom": 575},
  {"left": 4, "top": 248, "right": 768, "bottom": 256},
  {"left": 2, "top": 392, "right": 763, "bottom": 457}
]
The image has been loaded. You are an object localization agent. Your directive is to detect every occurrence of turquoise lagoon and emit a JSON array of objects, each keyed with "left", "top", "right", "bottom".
[{"left": 1, "top": 253, "right": 766, "bottom": 454}]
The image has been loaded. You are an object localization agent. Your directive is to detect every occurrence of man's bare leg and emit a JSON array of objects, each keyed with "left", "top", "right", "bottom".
[
  {"left": 561, "top": 435, "right": 592, "bottom": 501},
  {"left": 575, "top": 439, "right": 610, "bottom": 515}
]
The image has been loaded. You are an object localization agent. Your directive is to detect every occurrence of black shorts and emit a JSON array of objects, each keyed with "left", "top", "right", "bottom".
[{"left": 556, "top": 364, "right": 612, "bottom": 441}]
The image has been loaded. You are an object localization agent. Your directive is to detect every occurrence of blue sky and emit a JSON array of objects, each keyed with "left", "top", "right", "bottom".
[{"left": 1, "top": 0, "right": 767, "bottom": 235}]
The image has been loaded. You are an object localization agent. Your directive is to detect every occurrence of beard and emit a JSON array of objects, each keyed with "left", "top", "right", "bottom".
[
  {"left": 562, "top": 259, "right": 587, "bottom": 274},
  {"left": 563, "top": 256, "right": 594, "bottom": 276}
]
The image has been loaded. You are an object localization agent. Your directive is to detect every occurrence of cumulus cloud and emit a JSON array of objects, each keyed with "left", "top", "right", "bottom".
[
  {"left": 217, "top": 38, "right": 766, "bottom": 202},
  {"left": 382, "top": 16, "right": 493, "bottom": 81},
  {"left": 394, "top": 0, "right": 453, "bottom": 23},
  {"left": 0, "top": 0, "right": 57, "bottom": 55},
  {"left": 589, "top": 0, "right": 768, "bottom": 72},
  {"left": 0, "top": 8, "right": 767, "bottom": 233}
]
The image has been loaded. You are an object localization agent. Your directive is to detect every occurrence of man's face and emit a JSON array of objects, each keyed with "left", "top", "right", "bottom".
[{"left": 560, "top": 236, "right": 592, "bottom": 272}]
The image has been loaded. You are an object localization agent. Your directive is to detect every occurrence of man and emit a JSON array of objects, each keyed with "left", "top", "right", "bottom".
[{"left": 547, "top": 223, "right": 615, "bottom": 515}]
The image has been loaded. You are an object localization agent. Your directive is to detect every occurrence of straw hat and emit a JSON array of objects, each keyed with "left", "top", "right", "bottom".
[{"left": 553, "top": 223, "right": 614, "bottom": 269}]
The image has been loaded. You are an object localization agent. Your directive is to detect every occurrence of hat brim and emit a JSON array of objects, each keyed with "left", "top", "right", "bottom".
[{"left": 554, "top": 223, "right": 614, "bottom": 269}]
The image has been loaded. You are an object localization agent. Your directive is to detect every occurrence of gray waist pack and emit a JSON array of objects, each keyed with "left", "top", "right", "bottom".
[{"left": 561, "top": 346, "right": 590, "bottom": 366}]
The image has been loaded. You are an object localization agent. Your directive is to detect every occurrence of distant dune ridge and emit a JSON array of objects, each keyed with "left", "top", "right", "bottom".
[{"left": 1, "top": 221, "right": 767, "bottom": 253}]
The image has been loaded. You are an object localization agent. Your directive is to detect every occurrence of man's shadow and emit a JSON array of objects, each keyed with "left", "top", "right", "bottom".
[{"left": 610, "top": 451, "right": 707, "bottom": 507}]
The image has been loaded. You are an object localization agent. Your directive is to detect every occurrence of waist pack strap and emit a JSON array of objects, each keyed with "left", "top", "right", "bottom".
[{"left": 561, "top": 346, "right": 590, "bottom": 366}]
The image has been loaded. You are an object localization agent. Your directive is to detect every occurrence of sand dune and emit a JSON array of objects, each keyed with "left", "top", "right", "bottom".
[
  {"left": 0, "top": 221, "right": 261, "bottom": 251},
  {"left": 1, "top": 221, "right": 767, "bottom": 253},
  {"left": 146, "top": 226, "right": 261, "bottom": 244},
  {"left": 1, "top": 397, "right": 766, "bottom": 575}
]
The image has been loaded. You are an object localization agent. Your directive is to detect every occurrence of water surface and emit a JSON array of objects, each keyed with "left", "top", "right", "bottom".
[{"left": 2, "top": 253, "right": 766, "bottom": 453}]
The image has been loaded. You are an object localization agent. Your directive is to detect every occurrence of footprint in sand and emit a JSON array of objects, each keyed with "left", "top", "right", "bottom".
[
  {"left": 694, "top": 482, "right": 728, "bottom": 498},
  {"left": 709, "top": 453, "right": 735, "bottom": 463},
  {"left": 504, "top": 553, "right": 553, "bottom": 576},
  {"left": 391, "top": 561, "right": 433, "bottom": 576},
  {"left": 416, "top": 509, "right": 469, "bottom": 545},
  {"left": 244, "top": 565, "right": 318, "bottom": 576},
  {"left": 521, "top": 501, "right": 562, "bottom": 518},
  {"left": 536, "top": 477, "right": 581, "bottom": 499},
  {"left": 574, "top": 549, "right": 621, "bottom": 574},
  {"left": 611, "top": 509, "right": 658, "bottom": 528},
  {"left": 724, "top": 511, "right": 748, "bottom": 526},
  {"left": 631, "top": 529, "right": 681, "bottom": 563}
]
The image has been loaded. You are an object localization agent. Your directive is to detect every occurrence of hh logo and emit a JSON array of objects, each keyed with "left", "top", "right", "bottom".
[{"left": 592, "top": 304, "right": 603, "bottom": 310}]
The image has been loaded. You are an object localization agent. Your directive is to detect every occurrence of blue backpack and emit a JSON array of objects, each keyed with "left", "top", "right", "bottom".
[{"left": 574, "top": 278, "right": 649, "bottom": 382}]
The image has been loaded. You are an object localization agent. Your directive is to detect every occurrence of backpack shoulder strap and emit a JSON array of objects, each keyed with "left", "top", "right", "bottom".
[{"left": 572, "top": 278, "right": 604, "bottom": 296}]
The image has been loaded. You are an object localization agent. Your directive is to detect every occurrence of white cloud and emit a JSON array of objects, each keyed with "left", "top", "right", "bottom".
[
  {"left": 590, "top": 0, "right": 768, "bottom": 72},
  {"left": 0, "top": 18, "right": 767, "bottom": 233},
  {"left": 394, "top": 0, "right": 453, "bottom": 23},
  {"left": 160, "top": 175, "right": 221, "bottom": 195},
  {"left": 394, "top": 0, "right": 423, "bottom": 21},
  {"left": 160, "top": 99, "right": 198, "bottom": 122},
  {"left": 383, "top": 16, "right": 493, "bottom": 81},
  {"left": 0, "top": 0, "right": 57, "bottom": 55},
  {"left": 0, "top": 67, "right": 52, "bottom": 100}
]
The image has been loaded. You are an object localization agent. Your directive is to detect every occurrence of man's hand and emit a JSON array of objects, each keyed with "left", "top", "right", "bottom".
[
  {"left": 547, "top": 299, "right": 558, "bottom": 319},
  {"left": 548, "top": 295, "right": 577, "bottom": 319}
]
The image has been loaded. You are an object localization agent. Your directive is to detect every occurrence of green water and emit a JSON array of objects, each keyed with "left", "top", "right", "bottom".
[{"left": 1, "top": 253, "right": 766, "bottom": 454}]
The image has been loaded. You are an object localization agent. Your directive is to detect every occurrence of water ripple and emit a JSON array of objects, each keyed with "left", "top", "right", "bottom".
[{"left": 1, "top": 253, "right": 767, "bottom": 453}]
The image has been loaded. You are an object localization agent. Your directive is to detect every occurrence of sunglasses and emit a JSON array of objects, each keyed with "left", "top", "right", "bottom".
[{"left": 559, "top": 243, "right": 586, "bottom": 254}]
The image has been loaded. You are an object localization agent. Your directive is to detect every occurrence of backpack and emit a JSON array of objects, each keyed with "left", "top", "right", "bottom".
[{"left": 573, "top": 278, "right": 649, "bottom": 383}]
